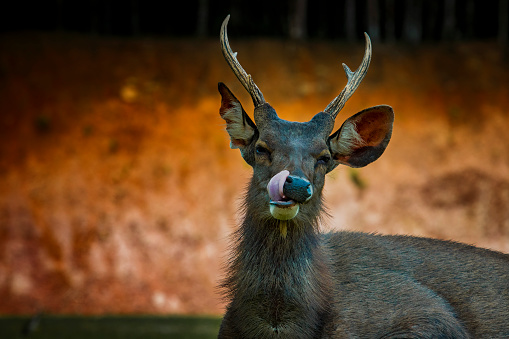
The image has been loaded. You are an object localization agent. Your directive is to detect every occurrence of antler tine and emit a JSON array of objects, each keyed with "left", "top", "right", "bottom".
[
  {"left": 324, "top": 33, "right": 372, "bottom": 119},
  {"left": 220, "top": 15, "right": 266, "bottom": 107}
]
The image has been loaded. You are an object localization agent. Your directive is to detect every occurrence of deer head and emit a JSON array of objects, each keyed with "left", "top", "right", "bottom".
[{"left": 218, "top": 15, "right": 394, "bottom": 222}]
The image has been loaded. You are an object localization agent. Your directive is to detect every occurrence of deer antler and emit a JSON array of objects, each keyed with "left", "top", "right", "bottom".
[
  {"left": 324, "top": 33, "right": 372, "bottom": 119},
  {"left": 220, "top": 15, "right": 266, "bottom": 108}
]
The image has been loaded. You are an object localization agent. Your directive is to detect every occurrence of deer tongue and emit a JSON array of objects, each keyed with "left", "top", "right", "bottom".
[{"left": 267, "top": 170, "right": 290, "bottom": 202}]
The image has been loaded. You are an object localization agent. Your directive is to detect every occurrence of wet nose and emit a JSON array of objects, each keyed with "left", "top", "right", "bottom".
[{"left": 283, "top": 175, "right": 313, "bottom": 203}]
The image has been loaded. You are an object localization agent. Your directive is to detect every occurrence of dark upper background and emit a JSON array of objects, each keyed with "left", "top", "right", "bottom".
[{"left": 0, "top": 0, "right": 507, "bottom": 43}]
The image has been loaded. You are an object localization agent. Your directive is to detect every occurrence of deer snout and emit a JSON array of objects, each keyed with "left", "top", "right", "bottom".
[
  {"left": 283, "top": 175, "right": 313, "bottom": 203},
  {"left": 267, "top": 170, "right": 313, "bottom": 220}
]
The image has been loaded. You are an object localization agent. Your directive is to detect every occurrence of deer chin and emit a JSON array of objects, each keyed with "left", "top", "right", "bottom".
[{"left": 269, "top": 200, "right": 299, "bottom": 220}]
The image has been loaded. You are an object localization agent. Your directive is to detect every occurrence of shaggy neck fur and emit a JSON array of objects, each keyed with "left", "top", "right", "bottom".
[{"left": 222, "top": 183, "right": 333, "bottom": 338}]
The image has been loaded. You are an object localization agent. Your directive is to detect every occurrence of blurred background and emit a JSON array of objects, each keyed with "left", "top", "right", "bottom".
[{"left": 0, "top": 0, "right": 508, "bottom": 325}]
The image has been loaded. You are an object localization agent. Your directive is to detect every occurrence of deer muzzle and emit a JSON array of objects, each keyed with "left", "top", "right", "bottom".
[{"left": 267, "top": 170, "right": 313, "bottom": 220}]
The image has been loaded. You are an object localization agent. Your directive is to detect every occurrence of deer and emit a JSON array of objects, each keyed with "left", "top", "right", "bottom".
[{"left": 216, "top": 15, "right": 509, "bottom": 338}]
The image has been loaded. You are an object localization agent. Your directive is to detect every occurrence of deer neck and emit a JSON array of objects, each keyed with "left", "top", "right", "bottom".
[{"left": 223, "top": 195, "right": 333, "bottom": 335}]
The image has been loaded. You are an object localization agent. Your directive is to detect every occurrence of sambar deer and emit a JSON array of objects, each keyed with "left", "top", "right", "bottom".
[{"left": 217, "top": 15, "right": 509, "bottom": 338}]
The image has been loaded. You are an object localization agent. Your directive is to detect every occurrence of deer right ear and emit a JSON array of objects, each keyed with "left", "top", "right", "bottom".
[
  {"left": 218, "top": 82, "right": 258, "bottom": 165},
  {"left": 327, "top": 105, "right": 394, "bottom": 169}
]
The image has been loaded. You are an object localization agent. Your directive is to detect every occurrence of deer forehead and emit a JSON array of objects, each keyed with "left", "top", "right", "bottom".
[
  {"left": 258, "top": 119, "right": 330, "bottom": 155},
  {"left": 255, "top": 108, "right": 334, "bottom": 147}
]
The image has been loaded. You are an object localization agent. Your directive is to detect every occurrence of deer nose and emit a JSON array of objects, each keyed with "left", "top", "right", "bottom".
[{"left": 283, "top": 175, "right": 313, "bottom": 203}]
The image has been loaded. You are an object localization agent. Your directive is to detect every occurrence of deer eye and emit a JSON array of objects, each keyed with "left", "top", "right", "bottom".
[
  {"left": 255, "top": 145, "right": 271, "bottom": 158},
  {"left": 316, "top": 155, "right": 331, "bottom": 166}
]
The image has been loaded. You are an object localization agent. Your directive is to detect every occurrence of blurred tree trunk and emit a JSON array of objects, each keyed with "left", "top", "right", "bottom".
[
  {"left": 90, "top": 0, "right": 99, "bottom": 35},
  {"left": 289, "top": 0, "right": 307, "bottom": 40},
  {"left": 130, "top": 0, "right": 140, "bottom": 36},
  {"left": 403, "top": 0, "right": 422, "bottom": 43},
  {"left": 103, "top": 0, "right": 111, "bottom": 35},
  {"left": 442, "top": 0, "right": 457, "bottom": 40},
  {"left": 465, "top": 0, "right": 475, "bottom": 39},
  {"left": 367, "top": 0, "right": 380, "bottom": 42},
  {"left": 385, "top": 0, "right": 396, "bottom": 42},
  {"left": 499, "top": 0, "right": 508, "bottom": 48},
  {"left": 196, "top": 0, "right": 209, "bottom": 38},
  {"left": 427, "top": 0, "right": 440, "bottom": 40},
  {"left": 56, "top": 0, "right": 63, "bottom": 31},
  {"left": 345, "top": 0, "right": 356, "bottom": 41}
]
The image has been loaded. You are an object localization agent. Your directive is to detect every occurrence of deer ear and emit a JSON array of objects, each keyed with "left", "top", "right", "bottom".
[
  {"left": 328, "top": 105, "right": 394, "bottom": 168},
  {"left": 218, "top": 82, "right": 258, "bottom": 165}
]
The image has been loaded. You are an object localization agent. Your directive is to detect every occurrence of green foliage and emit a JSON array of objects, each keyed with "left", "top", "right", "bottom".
[
  {"left": 0, "top": 315, "right": 221, "bottom": 339},
  {"left": 348, "top": 168, "right": 367, "bottom": 191}
]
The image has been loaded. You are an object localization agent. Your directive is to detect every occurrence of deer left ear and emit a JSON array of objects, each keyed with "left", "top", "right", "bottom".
[
  {"left": 327, "top": 105, "right": 394, "bottom": 168},
  {"left": 218, "top": 82, "right": 258, "bottom": 165}
]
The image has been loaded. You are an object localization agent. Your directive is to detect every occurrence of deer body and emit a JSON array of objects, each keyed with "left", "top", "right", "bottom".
[
  {"left": 217, "top": 16, "right": 509, "bottom": 338},
  {"left": 221, "top": 227, "right": 508, "bottom": 338}
]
